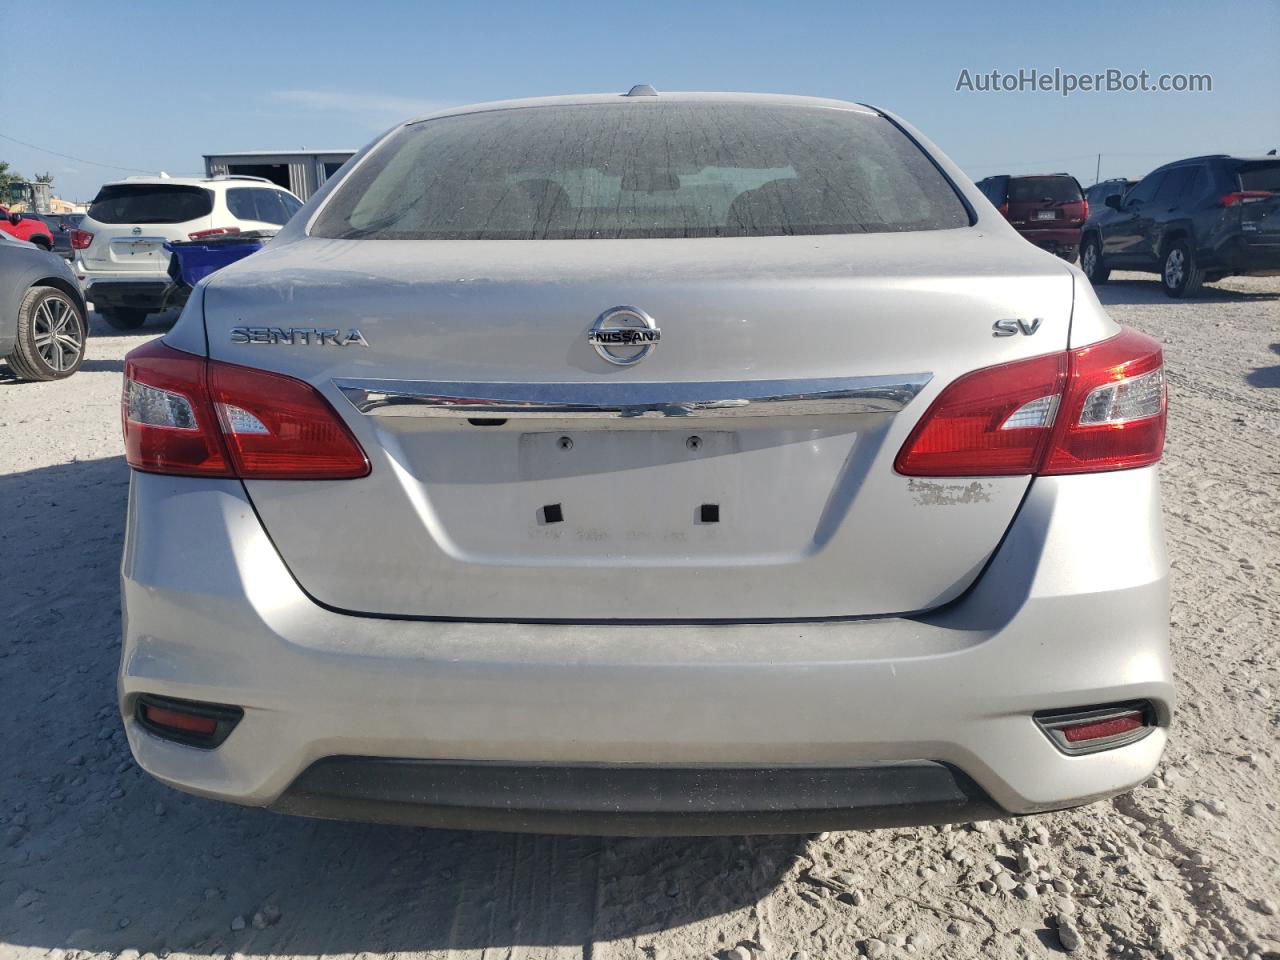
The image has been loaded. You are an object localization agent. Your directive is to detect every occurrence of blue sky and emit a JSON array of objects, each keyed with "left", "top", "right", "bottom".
[{"left": 3, "top": 0, "right": 1277, "bottom": 202}]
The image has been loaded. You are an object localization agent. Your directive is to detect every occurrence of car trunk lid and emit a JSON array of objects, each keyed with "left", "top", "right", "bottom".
[{"left": 202, "top": 230, "right": 1073, "bottom": 621}]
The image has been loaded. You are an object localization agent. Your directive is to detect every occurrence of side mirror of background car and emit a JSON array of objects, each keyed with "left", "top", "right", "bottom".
[
  {"left": 8, "top": 212, "right": 22, "bottom": 226},
  {"left": 1105, "top": 194, "right": 1123, "bottom": 210}
]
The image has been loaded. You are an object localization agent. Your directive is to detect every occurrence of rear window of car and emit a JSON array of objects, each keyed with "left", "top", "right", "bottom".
[
  {"left": 1007, "top": 177, "right": 1083, "bottom": 203},
  {"left": 226, "top": 188, "right": 301, "bottom": 225},
  {"left": 88, "top": 185, "right": 213, "bottom": 224},
  {"left": 311, "top": 102, "right": 972, "bottom": 240},
  {"left": 1238, "top": 161, "right": 1280, "bottom": 192}
]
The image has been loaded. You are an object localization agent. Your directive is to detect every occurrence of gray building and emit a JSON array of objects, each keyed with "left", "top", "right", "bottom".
[{"left": 203, "top": 150, "right": 356, "bottom": 201}]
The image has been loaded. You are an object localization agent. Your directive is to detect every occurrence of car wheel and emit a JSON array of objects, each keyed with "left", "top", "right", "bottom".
[
  {"left": 1161, "top": 240, "right": 1204, "bottom": 298},
  {"left": 1080, "top": 235, "right": 1109, "bottom": 284},
  {"left": 5, "top": 286, "right": 87, "bottom": 381},
  {"left": 100, "top": 308, "right": 149, "bottom": 330}
]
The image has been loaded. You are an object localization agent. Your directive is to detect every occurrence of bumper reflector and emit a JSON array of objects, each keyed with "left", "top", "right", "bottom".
[
  {"left": 1062, "top": 712, "right": 1144, "bottom": 743},
  {"left": 1034, "top": 702, "right": 1155, "bottom": 755},
  {"left": 135, "top": 694, "right": 242, "bottom": 749}
]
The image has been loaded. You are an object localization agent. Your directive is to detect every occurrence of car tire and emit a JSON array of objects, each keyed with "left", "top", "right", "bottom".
[
  {"left": 1080, "top": 235, "right": 1109, "bottom": 284},
  {"left": 1161, "top": 239, "right": 1204, "bottom": 298},
  {"left": 100, "top": 308, "right": 149, "bottom": 330},
  {"left": 5, "top": 286, "right": 87, "bottom": 381}
]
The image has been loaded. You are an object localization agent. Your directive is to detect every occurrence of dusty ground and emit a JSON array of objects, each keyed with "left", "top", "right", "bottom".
[{"left": 1, "top": 274, "right": 1278, "bottom": 960}]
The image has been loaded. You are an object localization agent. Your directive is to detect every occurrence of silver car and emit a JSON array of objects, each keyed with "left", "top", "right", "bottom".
[{"left": 118, "top": 90, "right": 1172, "bottom": 835}]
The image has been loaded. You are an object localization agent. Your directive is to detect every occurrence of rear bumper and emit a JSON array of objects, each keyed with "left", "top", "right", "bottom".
[
  {"left": 119, "top": 467, "right": 1172, "bottom": 834},
  {"left": 273, "top": 758, "right": 999, "bottom": 835},
  {"left": 1014, "top": 226, "right": 1082, "bottom": 254},
  {"left": 78, "top": 269, "right": 185, "bottom": 312},
  {"left": 1201, "top": 235, "right": 1280, "bottom": 276}
]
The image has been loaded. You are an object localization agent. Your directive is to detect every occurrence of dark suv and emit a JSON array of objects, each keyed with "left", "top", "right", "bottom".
[
  {"left": 1084, "top": 179, "right": 1136, "bottom": 211},
  {"left": 975, "top": 174, "right": 1088, "bottom": 260},
  {"left": 1080, "top": 155, "right": 1280, "bottom": 297}
]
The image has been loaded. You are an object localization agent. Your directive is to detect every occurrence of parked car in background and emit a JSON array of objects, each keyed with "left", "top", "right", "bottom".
[
  {"left": 119, "top": 90, "right": 1171, "bottom": 835},
  {"left": 74, "top": 175, "right": 302, "bottom": 330},
  {"left": 10, "top": 212, "right": 83, "bottom": 259},
  {"left": 0, "top": 230, "right": 88, "bottom": 380},
  {"left": 1084, "top": 178, "right": 1137, "bottom": 211},
  {"left": 42, "top": 213, "right": 84, "bottom": 260},
  {"left": 1080, "top": 155, "right": 1280, "bottom": 297},
  {"left": 975, "top": 174, "right": 1088, "bottom": 260},
  {"left": 0, "top": 205, "right": 55, "bottom": 251}
]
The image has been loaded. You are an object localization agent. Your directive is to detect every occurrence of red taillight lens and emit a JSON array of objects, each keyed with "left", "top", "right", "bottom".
[
  {"left": 1220, "top": 191, "right": 1273, "bottom": 206},
  {"left": 893, "top": 352, "right": 1068, "bottom": 477},
  {"left": 122, "top": 341, "right": 230, "bottom": 476},
  {"left": 70, "top": 229, "right": 93, "bottom": 249},
  {"left": 207, "top": 362, "right": 370, "bottom": 479},
  {"left": 188, "top": 226, "right": 241, "bottom": 240},
  {"left": 1040, "top": 330, "right": 1166, "bottom": 475},
  {"left": 122, "top": 341, "right": 369, "bottom": 479},
  {"left": 896, "top": 329, "right": 1166, "bottom": 477},
  {"left": 998, "top": 201, "right": 1009, "bottom": 217}
]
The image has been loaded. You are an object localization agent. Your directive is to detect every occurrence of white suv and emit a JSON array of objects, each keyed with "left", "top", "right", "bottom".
[{"left": 73, "top": 175, "right": 303, "bottom": 330}]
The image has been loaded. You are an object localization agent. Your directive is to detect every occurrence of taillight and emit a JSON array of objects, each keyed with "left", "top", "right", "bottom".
[
  {"left": 893, "top": 352, "right": 1067, "bottom": 476},
  {"left": 188, "top": 226, "right": 241, "bottom": 240},
  {"left": 122, "top": 340, "right": 369, "bottom": 479},
  {"left": 207, "top": 362, "right": 371, "bottom": 479},
  {"left": 1077, "top": 199, "right": 1089, "bottom": 223},
  {"left": 998, "top": 201, "right": 1009, "bottom": 218},
  {"left": 895, "top": 329, "right": 1165, "bottom": 477},
  {"left": 1220, "top": 191, "right": 1273, "bottom": 206},
  {"left": 122, "top": 341, "right": 229, "bottom": 476},
  {"left": 1040, "top": 330, "right": 1166, "bottom": 475},
  {"left": 70, "top": 229, "right": 93, "bottom": 249}
]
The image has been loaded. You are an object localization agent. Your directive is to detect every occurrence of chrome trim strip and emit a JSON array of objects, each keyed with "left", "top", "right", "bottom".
[{"left": 335, "top": 374, "right": 932, "bottom": 420}]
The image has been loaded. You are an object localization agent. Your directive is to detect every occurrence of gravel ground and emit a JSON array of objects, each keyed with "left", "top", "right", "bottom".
[{"left": 1, "top": 273, "right": 1278, "bottom": 960}]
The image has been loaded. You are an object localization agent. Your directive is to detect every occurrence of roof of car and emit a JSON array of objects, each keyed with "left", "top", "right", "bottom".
[
  {"left": 405, "top": 90, "right": 881, "bottom": 125},
  {"left": 1152, "top": 154, "right": 1279, "bottom": 172},
  {"left": 98, "top": 175, "right": 295, "bottom": 189}
]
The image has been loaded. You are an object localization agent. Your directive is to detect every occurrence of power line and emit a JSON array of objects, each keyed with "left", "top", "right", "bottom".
[{"left": 0, "top": 132, "right": 156, "bottom": 174}]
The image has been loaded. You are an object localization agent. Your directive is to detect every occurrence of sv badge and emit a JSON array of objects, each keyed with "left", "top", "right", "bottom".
[{"left": 992, "top": 318, "right": 1043, "bottom": 337}]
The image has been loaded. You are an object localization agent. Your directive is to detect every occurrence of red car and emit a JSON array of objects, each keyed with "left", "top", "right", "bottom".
[
  {"left": 0, "top": 205, "right": 55, "bottom": 250},
  {"left": 974, "top": 174, "right": 1088, "bottom": 261}
]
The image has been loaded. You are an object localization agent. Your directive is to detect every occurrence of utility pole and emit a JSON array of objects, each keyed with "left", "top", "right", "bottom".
[{"left": 1094, "top": 154, "right": 1101, "bottom": 185}]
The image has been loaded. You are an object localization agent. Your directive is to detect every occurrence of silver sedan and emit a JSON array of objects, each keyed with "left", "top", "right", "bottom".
[{"left": 116, "top": 89, "right": 1172, "bottom": 835}]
